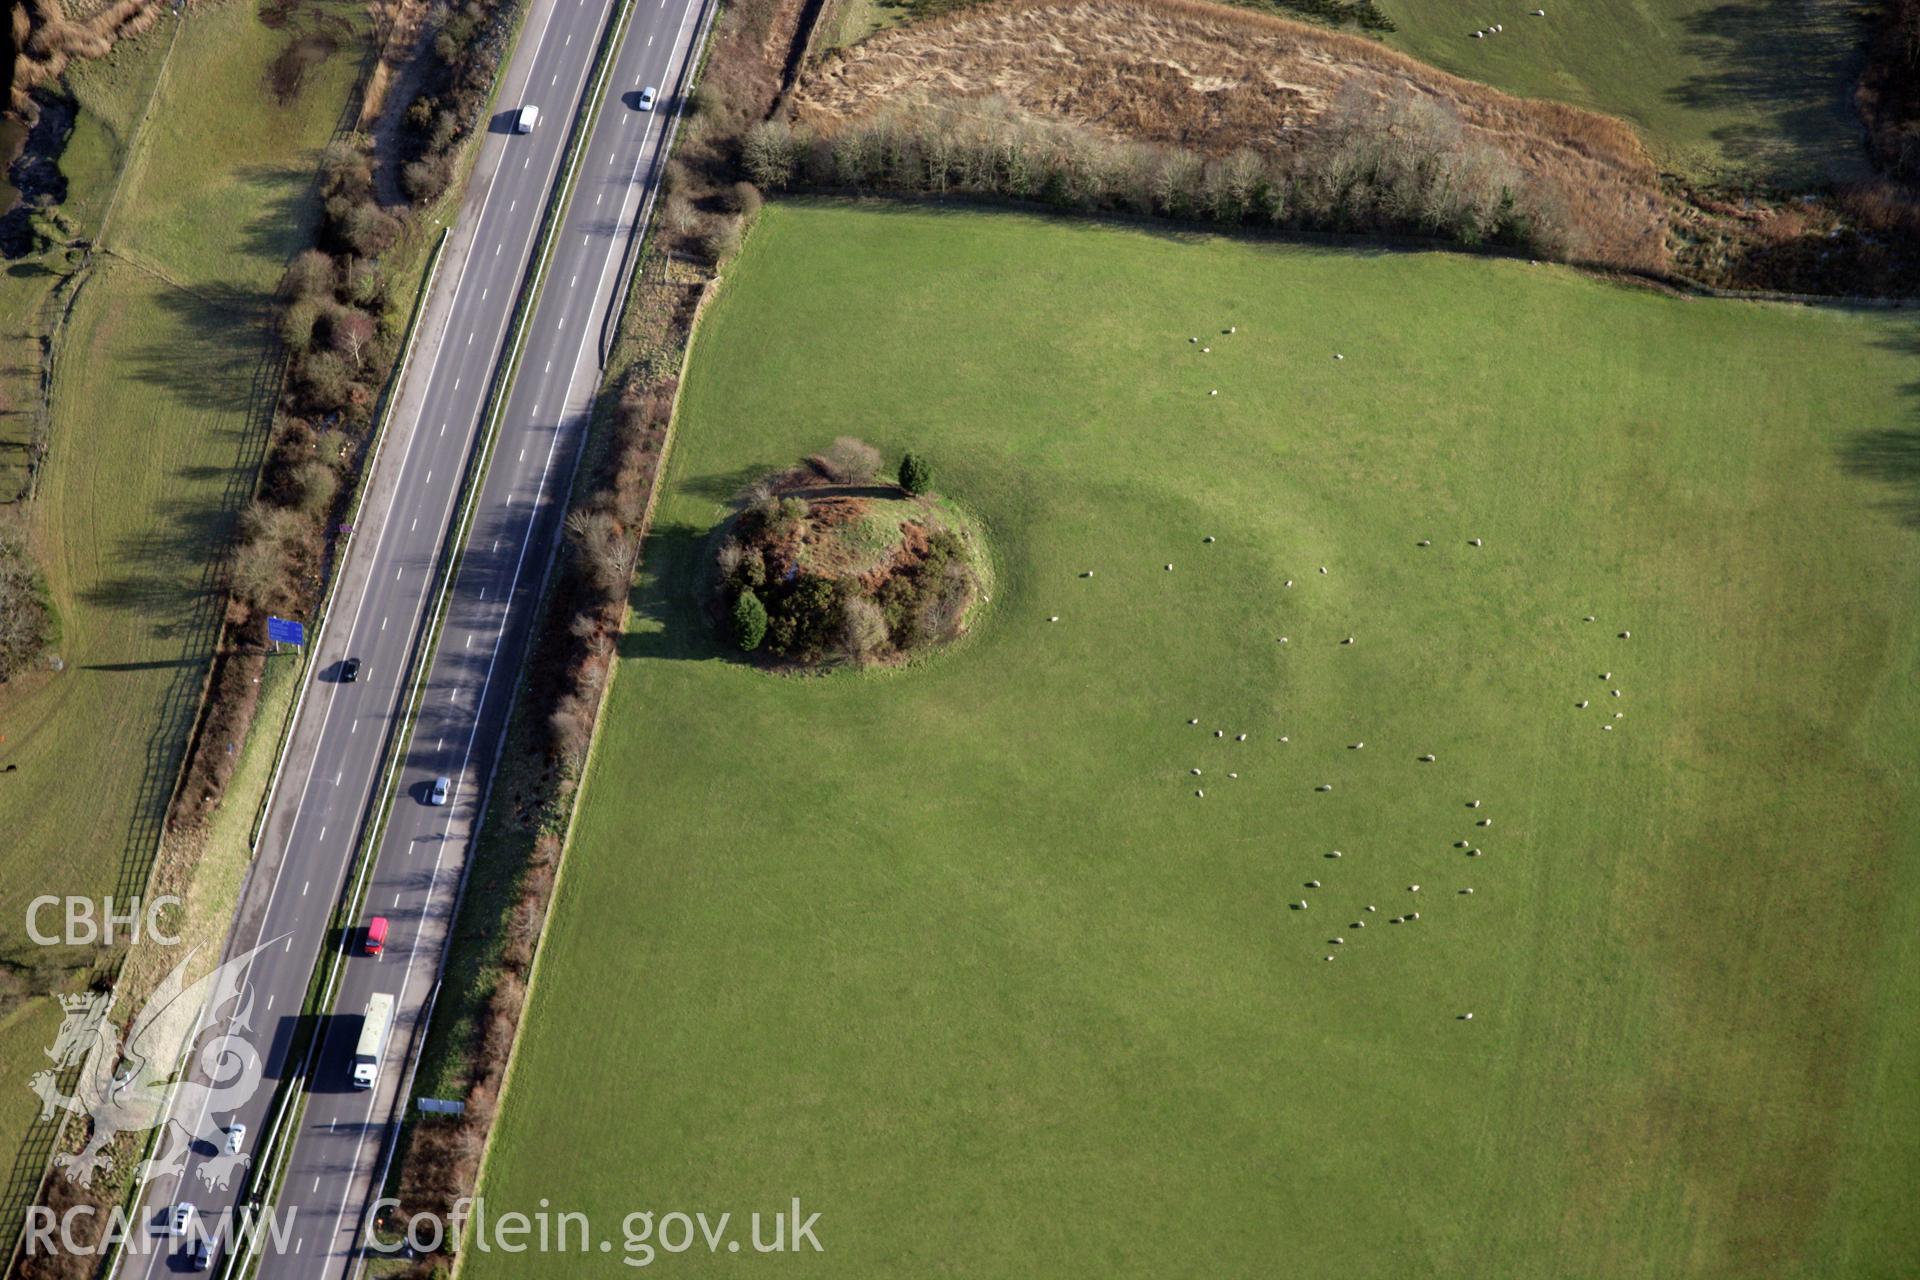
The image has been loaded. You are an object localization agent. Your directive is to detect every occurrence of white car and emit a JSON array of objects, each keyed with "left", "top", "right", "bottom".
[
  {"left": 225, "top": 1122, "right": 246, "bottom": 1154},
  {"left": 171, "top": 1203, "right": 196, "bottom": 1237}
]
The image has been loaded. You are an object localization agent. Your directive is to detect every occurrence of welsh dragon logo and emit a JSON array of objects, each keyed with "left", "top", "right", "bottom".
[{"left": 30, "top": 937, "right": 286, "bottom": 1193}]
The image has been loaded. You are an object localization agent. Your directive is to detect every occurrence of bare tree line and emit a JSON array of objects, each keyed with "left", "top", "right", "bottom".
[{"left": 747, "top": 89, "right": 1570, "bottom": 254}]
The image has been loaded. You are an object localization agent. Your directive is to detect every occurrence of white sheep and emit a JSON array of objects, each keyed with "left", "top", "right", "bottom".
[
  {"left": 1316, "top": 783, "right": 1333, "bottom": 792},
  {"left": 1468, "top": 538, "right": 1483, "bottom": 547},
  {"left": 1191, "top": 768, "right": 1203, "bottom": 776},
  {"left": 1236, "top": 733, "right": 1248, "bottom": 741},
  {"left": 1467, "top": 800, "right": 1481, "bottom": 808},
  {"left": 1419, "top": 753, "right": 1436, "bottom": 762}
]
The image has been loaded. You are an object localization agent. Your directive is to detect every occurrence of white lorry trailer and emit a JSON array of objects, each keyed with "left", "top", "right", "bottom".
[{"left": 351, "top": 993, "right": 395, "bottom": 1090}]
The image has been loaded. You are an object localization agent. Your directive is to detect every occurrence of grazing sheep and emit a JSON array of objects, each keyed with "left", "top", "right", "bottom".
[
  {"left": 1391, "top": 916, "right": 1404, "bottom": 924},
  {"left": 1196, "top": 789, "right": 1205, "bottom": 797},
  {"left": 1280, "top": 735, "right": 1290, "bottom": 742},
  {"left": 1467, "top": 800, "right": 1481, "bottom": 808},
  {"left": 1350, "top": 742, "right": 1365, "bottom": 750},
  {"left": 1334, "top": 354, "right": 1345, "bottom": 361},
  {"left": 1532, "top": 8, "right": 1544, "bottom": 13},
  {"left": 1409, "top": 884, "right": 1421, "bottom": 892},
  {"left": 1204, "top": 535, "right": 1216, "bottom": 543},
  {"left": 1327, "top": 850, "right": 1343, "bottom": 859},
  {"left": 1461, "top": 1012, "right": 1474, "bottom": 1020},
  {"left": 1584, "top": 615, "right": 1596, "bottom": 622},
  {"left": 1279, "top": 636, "right": 1290, "bottom": 644},
  {"left": 1202, "top": 347, "right": 1212, "bottom": 353},
  {"left": 1326, "top": 955, "right": 1336, "bottom": 961},
  {"left": 1417, "top": 539, "right": 1432, "bottom": 547},
  {"left": 1236, "top": 733, "right": 1248, "bottom": 741},
  {"left": 1215, "top": 730, "right": 1225, "bottom": 738},
  {"left": 1285, "top": 579, "right": 1294, "bottom": 588},
  {"left": 1319, "top": 566, "right": 1329, "bottom": 574},
  {"left": 1455, "top": 841, "right": 1471, "bottom": 849},
  {"left": 1419, "top": 753, "right": 1436, "bottom": 762},
  {"left": 1366, "top": 905, "right": 1377, "bottom": 912},
  {"left": 1229, "top": 772, "right": 1239, "bottom": 779},
  {"left": 1611, "top": 689, "right": 1622, "bottom": 698},
  {"left": 1620, "top": 630, "right": 1631, "bottom": 639},
  {"left": 1316, "top": 783, "right": 1333, "bottom": 792},
  {"left": 1601, "top": 672, "right": 1612, "bottom": 680},
  {"left": 1614, "top": 711, "right": 1624, "bottom": 719},
  {"left": 1191, "top": 768, "right": 1203, "bottom": 776},
  {"left": 1352, "top": 921, "right": 1365, "bottom": 928},
  {"left": 1478, "top": 818, "right": 1492, "bottom": 827},
  {"left": 1468, "top": 538, "right": 1483, "bottom": 547},
  {"left": 1342, "top": 637, "right": 1355, "bottom": 645},
  {"left": 1049, "top": 615, "right": 1060, "bottom": 622},
  {"left": 1166, "top": 564, "right": 1175, "bottom": 571},
  {"left": 1209, "top": 389, "right": 1219, "bottom": 396},
  {"left": 1602, "top": 724, "right": 1614, "bottom": 731},
  {"left": 1190, "top": 337, "right": 1198, "bottom": 343},
  {"left": 1331, "top": 937, "right": 1344, "bottom": 945},
  {"left": 1472, "top": 29, "right": 1484, "bottom": 36},
  {"left": 1577, "top": 700, "right": 1589, "bottom": 708},
  {"left": 1189, "top": 718, "right": 1200, "bottom": 725},
  {"left": 1460, "top": 887, "right": 1475, "bottom": 895},
  {"left": 1296, "top": 900, "right": 1309, "bottom": 909},
  {"left": 1467, "top": 848, "right": 1483, "bottom": 856},
  {"left": 1409, "top": 911, "right": 1420, "bottom": 920},
  {"left": 1227, "top": 326, "right": 1237, "bottom": 334},
  {"left": 1307, "top": 880, "right": 1321, "bottom": 888}
]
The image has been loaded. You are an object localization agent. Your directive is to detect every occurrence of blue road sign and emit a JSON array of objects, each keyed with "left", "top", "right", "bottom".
[{"left": 266, "top": 616, "right": 306, "bottom": 646}]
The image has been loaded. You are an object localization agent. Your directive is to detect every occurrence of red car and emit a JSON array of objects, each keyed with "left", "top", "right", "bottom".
[{"left": 364, "top": 916, "right": 389, "bottom": 956}]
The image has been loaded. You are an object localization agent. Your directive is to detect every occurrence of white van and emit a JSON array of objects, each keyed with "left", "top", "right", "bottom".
[{"left": 515, "top": 104, "right": 539, "bottom": 134}]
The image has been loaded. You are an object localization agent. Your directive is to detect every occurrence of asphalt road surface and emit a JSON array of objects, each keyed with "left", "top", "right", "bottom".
[{"left": 110, "top": 0, "right": 711, "bottom": 1272}]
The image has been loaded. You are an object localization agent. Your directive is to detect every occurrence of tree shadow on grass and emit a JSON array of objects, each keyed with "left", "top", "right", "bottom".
[
  {"left": 1665, "top": 0, "right": 1866, "bottom": 181},
  {"left": 125, "top": 284, "right": 277, "bottom": 416},
  {"left": 1839, "top": 427, "right": 1920, "bottom": 529},
  {"left": 617, "top": 520, "right": 734, "bottom": 666},
  {"left": 1839, "top": 326, "right": 1920, "bottom": 529}
]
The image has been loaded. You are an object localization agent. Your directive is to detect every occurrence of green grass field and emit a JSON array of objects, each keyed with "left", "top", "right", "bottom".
[
  {"left": 468, "top": 203, "right": 1920, "bottom": 1278},
  {"left": 1378, "top": 0, "right": 1864, "bottom": 183},
  {"left": 0, "top": 0, "right": 370, "bottom": 1210}
]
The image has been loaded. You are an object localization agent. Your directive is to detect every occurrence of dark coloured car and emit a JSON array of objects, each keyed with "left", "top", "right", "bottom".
[{"left": 341, "top": 657, "right": 362, "bottom": 683}]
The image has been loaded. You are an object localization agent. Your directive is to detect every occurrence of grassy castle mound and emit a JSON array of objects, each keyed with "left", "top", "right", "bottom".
[{"left": 716, "top": 443, "right": 983, "bottom": 667}]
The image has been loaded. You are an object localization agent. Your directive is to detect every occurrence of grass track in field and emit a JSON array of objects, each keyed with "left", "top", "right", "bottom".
[
  {"left": 469, "top": 202, "right": 1920, "bottom": 1278},
  {"left": 1378, "top": 0, "right": 1863, "bottom": 183}
]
